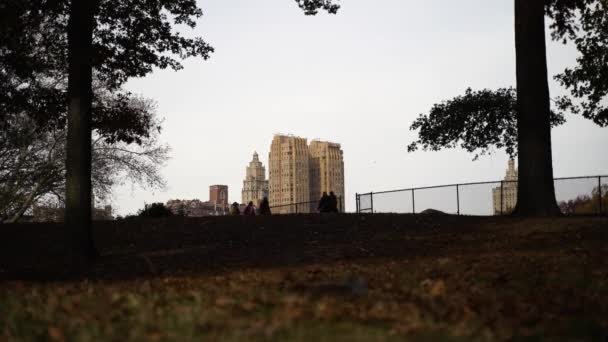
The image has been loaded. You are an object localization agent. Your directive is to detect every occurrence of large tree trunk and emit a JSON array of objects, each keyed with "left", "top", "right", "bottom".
[
  {"left": 65, "top": 0, "right": 98, "bottom": 261},
  {"left": 512, "top": 0, "right": 561, "bottom": 216}
]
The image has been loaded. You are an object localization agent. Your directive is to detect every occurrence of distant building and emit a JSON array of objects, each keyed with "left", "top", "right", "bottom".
[
  {"left": 242, "top": 152, "right": 269, "bottom": 206},
  {"left": 267, "top": 134, "right": 345, "bottom": 214},
  {"left": 269, "top": 135, "right": 311, "bottom": 214},
  {"left": 166, "top": 199, "right": 227, "bottom": 217},
  {"left": 32, "top": 204, "right": 113, "bottom": 222},
  {"left": 209, "top": 185, "right": 229, "bottom": 207},
  {"left": 492, "top": 159, "right": 518, "bottom": 215},
  {"left": 166, "top": 185, "right": 230, "bottom": 217},
  {"left": 309, "top": 140, "right": 345, "bottom": 212}
]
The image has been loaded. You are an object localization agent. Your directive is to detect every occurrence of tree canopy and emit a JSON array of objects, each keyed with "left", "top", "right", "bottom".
[
  {"left": 294, "top": 0, "right": 340, "bottom": 15},
  {"left": 1, "top": 0, "right": 340, "bottom": 87},
  {"left": 0, "top": 0, "right": 213, "bottom": 88},
  {"left": 407, "top": 88, "right": 566, "bottom": 159},
  {"left": 549, "top": 0, "right": 608, "bottom": 127},
  {"left": 0, "top": 93, "right": 169, "bottom": 223},
  {"left": 0, "top": 0, "right": 340, "bottom": 227},
  {"left": 0, "top": 0, "right": 340, "bottom": 130},
  {"left": 408, "top": 0, "right": 607, "bottom": 158}
]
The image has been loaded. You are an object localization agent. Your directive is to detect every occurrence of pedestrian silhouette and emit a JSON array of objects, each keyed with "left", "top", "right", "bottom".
[
  {"left": 318, "top": 192, "right": 330, "bottom": 213},
  {"left": 229, "top": 202, "right": 240, "bottom": 216},
  {"left": 329, "top": 191, "right": 339, "bottom": 213},
  {"left": 258, "top": 197, "right": 271, "bottom": 215},
  {"left": 243, "top": 201, "right": 256, "bottom": 216}
]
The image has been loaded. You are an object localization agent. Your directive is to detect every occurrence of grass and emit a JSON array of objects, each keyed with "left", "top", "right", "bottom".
[{"left": 1, "top": 215, "right": 607, "bottom": 341}]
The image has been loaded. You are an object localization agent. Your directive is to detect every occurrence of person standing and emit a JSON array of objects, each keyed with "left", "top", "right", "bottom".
[
  {"left": 229, "top": 202, "right": 240, "bottom": 216},
  {"left": 243, "top": 201, "right": 256, "bottom": 216},
  {"left": 258, "top": 197, "right": 272, "bottom": 216},
  {"left": 318, "top": 192, "right": 329, "bottom": 213},
  {"left": 329, "top": 191, "right": 339, "bottom": 213}
]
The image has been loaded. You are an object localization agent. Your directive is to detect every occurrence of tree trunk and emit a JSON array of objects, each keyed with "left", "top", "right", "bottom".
[
  {"left": 65, "top": 0, "right": 98, "bottom": 261},
  {"left": 512, "top": 0, "right": 561, "bottom": 216}
]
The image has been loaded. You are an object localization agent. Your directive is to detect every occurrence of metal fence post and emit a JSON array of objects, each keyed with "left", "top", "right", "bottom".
[
  {"left": 412, "top": 189, "right": 416, "bottom": 214},
  {"left": 370, "top": 192, "right": 374, "bottom": 213},
  {"left": 599, "top": 176, "right": 603, "bottom": 216},
  {"left": 295, "top": 202, "right": 298, "bottom": 214},
  {"left": 355, "top": 193, "right": 359, "bottom": 213},
  {"left": 500, "top": 181, "right": 504, "bottom": 216},
  {"left": 456, "top": 184, "right": 460, "bottom": 215}
]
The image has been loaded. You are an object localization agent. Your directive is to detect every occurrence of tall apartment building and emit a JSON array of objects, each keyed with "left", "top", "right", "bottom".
[
  {"left": 268, "top": 135, "right": 311, "bottom": 214},
  {"left": 242, "top": 152, "right": 269, "bottom": 205},
  {"left": 209, "top": 185, "right": 229, "bottom": 207},
  {"left": 492, "top": 159, "right": 518, "bottom": 215},
  {"left": 268, "top": 134, "right": 345, "bottom": 214},
  {"left": 309, "top": 140, "right": 345, "bottom": 212}
]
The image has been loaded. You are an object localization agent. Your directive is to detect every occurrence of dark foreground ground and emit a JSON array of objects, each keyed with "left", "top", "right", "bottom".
[{"left": 1, "top": 214, "right": 607, "bottom": 341}]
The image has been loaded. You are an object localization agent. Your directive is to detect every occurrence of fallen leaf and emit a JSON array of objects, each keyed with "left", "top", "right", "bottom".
[
  {"left": 48, "top": 327, "right": 64, "bottom": 342},
  {"left": 429, "top": 279, "right": 445, "bottom": 298}
]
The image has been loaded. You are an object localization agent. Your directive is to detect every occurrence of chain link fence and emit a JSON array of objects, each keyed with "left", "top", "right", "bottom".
[{"left": 356, "top": 176, "right": 607, "bottom": 216}]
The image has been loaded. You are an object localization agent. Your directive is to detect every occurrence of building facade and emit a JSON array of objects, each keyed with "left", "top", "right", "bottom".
[
  {"left": 309, "top": 140, "right": 345, "bottom": 212},
  {"left": 268, "top": 135, "right": 311, "bottom": 214},
  {"left": 166, "top": 199, "right": 227, "bottom": 216},
  {"left": 241, "top": 152, "right": 269, "bottom": 206},
  {"left": 492, "top": 159, "right": 518, "bottom": 215},
  {"left": 167, "top": 185, "right": 230, "bottom": 217},
  {"left": 267, "top": 134, "right": 345, "bottom": 214},
  {"left": 31, "top": 204, "right": 113, "bottom": 222},
  {"left": 209, "top": 185, "right": 228, "bottom": 207}
]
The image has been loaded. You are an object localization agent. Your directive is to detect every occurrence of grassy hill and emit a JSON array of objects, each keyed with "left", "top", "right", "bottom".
[{"left": 1, "top": 214, "right": 607, "bottom": 341}]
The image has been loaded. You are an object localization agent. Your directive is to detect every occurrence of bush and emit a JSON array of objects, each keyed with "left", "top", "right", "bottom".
[{"left": 138, "top": 203, "right": 174, "bottom": 218}]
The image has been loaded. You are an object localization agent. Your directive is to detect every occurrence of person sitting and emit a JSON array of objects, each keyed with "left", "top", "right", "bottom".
[
  {"left": 243, "top": 201, "right": 256, "bottom": 216},
  {"left": 229, "top": 202, "right": 240, "bottom": 216},
  {"left": 318, "top": 192, "right": 330, "bottom": 213},
  {"left": 258, "top": 197, "right": 271, "bottom": 215}
]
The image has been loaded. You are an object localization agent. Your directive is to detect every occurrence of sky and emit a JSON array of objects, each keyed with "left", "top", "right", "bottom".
[{"left": 113, "top": 0, "right": 608, "bottom": 215}]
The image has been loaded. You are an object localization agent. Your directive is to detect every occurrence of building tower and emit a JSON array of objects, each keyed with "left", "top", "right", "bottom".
[
  {"left": 268, "top": 135, "right": 310, "bottom": 213},
  {"left": 492, "top": 159, "right": 518, "bottom": 215},
  {"left": 209, "top": 185, "right": 228, "bottom": 208},
  {"left": 309, "top": 140, "right": 345, "bottom": 212},
  {"left": 242, "top": 152, "right": 269, "bottom": 206}
]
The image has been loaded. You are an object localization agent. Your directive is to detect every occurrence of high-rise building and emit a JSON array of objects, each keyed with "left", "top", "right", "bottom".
[
  {"left": 242, "top": 152, "right": 269, "bottom": 206},
  {"left": 492, "top": 159, "right": 518, "bottom": 215},
  {"left": 309, "top": 140, "right": 345, "bottom": 212},
  {"left": 209, "top": 185, "right": 229, "bottom": 207},
  {"left": 267, "top": 134, "right": 345, "bottom": 214},
  {"left": 268, "top": 135, "right": 310, "bottom": 213}
]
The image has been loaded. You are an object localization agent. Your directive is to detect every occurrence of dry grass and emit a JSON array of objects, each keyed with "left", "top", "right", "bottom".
[{"left": 1, "top": 215, "right": 607, "bottom": 341}]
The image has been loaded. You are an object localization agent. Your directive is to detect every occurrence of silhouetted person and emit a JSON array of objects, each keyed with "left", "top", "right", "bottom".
[
  {"left": 243, "top": 201, "right": 256, "bottom": 216},
  {"left": 318, "top": 192, "right": 330, "bottom": 213},
  {"left": 229, "top": 202, "right": 240, "bottom": 216},
  {"left": 329, "top": 191, "right": 339, "bottom": 213},
  {"left": 258, "top": 197, "right": 271, "bottom": 215}
]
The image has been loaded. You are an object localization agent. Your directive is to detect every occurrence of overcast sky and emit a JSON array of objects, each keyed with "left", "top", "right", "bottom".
[{"left": 114, "top": 0, "right": 608, "bottom": 215}]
